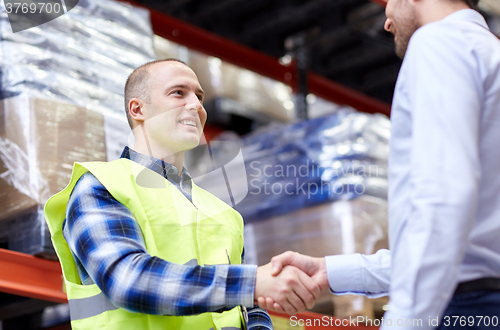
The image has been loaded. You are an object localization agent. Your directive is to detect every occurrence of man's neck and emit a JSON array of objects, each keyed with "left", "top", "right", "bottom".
[
  {"left": 132, "top": 141, "right": 185, "bottom": 176},
  {"left": 130, "top": 122, "right": 188, "bottom": 174}
]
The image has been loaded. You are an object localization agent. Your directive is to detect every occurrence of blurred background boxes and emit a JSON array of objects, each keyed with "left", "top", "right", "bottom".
[
  {"left": 245, "top": 196, "right": 388, "bottom": 265},
  {"left": 0, "top": 96, "right": 107, "bottom": 257},
  {"left": 154, "top": 36, "right": 295, "bottom": 131},
  {"left": 244, "top": 196, "right": 388, "bottom": 319},
  {"left": 0, "top": 0, "right": 155, "bottom": 258}
]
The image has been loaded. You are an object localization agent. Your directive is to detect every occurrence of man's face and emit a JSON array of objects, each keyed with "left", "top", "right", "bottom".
[
  {"left": 384, "top": 0, "right": 419, "bottom": 59},
  {"left": 142, "top": 62, "right": 207, "bottom": 157}
]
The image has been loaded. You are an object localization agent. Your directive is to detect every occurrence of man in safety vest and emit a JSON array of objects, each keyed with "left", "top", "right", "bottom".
[{"left": 45, "top": 59, "right": 324, "bottom": 330}]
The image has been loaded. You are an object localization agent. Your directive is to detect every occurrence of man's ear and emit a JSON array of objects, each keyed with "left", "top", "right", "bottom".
[{"left": 129, "top": 98, "right": 145, "bottom": 123}]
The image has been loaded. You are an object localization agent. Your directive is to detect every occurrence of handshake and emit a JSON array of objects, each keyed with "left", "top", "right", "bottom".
[{"left": 254, "top": 251, "right": 329, "bottom": 315}]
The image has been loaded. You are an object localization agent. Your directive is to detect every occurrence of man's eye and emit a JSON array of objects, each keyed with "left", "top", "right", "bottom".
[
  {"left": 197, "top": 95, "right": 203, "bottom": 101},
  {"left": 172, "top": 90, "right": 183, "bottom": 95}
]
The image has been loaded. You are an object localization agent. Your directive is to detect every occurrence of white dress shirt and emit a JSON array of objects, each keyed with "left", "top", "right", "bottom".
[{"left": 326, "top": 9, "right": 500, "bottom": 329}]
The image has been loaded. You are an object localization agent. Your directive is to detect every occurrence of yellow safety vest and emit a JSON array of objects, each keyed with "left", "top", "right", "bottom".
[{"left": 45, "top": 158, "right": 246, "bottom": 330}]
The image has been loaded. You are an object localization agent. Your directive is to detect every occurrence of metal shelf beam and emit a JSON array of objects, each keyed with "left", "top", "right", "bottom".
[
  {"left": 0, "top": 249, "right": 66, "bottom": 304},
  {"left": 370, "top": 0, "right": 387, "bottom": 7}
]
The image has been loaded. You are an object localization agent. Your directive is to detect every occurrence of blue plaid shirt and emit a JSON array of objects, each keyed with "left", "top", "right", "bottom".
[{"left": 63, "top": 147, "right": 272, "bottom": 329}]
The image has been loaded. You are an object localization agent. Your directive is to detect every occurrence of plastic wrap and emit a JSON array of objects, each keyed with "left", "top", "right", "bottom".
[
  {"left": 0, "top": 0, "right": 155, "bottom": 256},
  {"left": 194, "top": 56, "right": 295, "bottom": 122},
  {"left": 190, "top": 109, "right": 390, "bottom": 222},
  {"left": 0, "top": 0, "right": 155, "bottom": 116},
  {"left": 0, "top": 96, "right": 108, "bottom": 256},
  {"left": 306, "top": 94, "right": 345, "bottom": 119}
]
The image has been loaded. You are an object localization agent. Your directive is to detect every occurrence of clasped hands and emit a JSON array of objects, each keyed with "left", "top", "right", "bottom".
[{"left": 254, "top": 251, "right": 329, "bottom": 315}]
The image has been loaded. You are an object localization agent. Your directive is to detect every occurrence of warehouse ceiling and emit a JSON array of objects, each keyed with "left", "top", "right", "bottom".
[{"left": 136, "top": 0, "right": 500, "bottom": 105}]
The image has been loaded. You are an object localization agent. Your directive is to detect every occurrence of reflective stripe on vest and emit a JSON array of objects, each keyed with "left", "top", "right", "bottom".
[{"left": 68, "top": 292, "right": 118, "bottom": 321}]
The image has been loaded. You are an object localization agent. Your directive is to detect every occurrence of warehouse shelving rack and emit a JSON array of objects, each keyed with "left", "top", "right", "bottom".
[
  {"left": 0, "top": 0, "right": 389, "bottom": 328},
  {"left": 114, "top": 0, "right": 391, "bottom": 117}
]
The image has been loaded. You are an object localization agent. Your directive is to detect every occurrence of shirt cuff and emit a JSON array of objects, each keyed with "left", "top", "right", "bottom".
[
  {"left": 247, "top": 306, "right": 273, "bottom": 330},
  {"left": 225, "top": 264, "right": 257, "bottom": 308},
  {"left": 326, "top": 253, "right": 365, "bottom": 294}
]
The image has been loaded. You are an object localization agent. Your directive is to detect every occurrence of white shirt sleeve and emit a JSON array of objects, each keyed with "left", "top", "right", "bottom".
[
  {"left": 325, "top": 249, "right": 391, "bottom": 297},
  {"left": 382, "top": 24, "right": 481, "bottom": 329}
]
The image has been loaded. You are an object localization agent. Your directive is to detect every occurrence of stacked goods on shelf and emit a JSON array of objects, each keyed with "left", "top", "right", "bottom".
[
  {"left": 190, "top": 109, "right": 390, "bottom": 222},
  {"left": 190, "top": 109, "right": 390, "bottom": 244},
  {"left": 238, "top": 110, "right": 390, "bottom": 320},
  {"left": 190, "top": 109, "right": 390, "bottom": 318},
  {"left": 232, "top": 108, "right": 389, "bottom": 222},
  {"left": 244, "top": 196, "right": 387, "bottom": 265},
  {"left": 0, "top": 96, "right": 107, "bottom": 257},
  {"left": 245, "top": 196, "right": 388, "bottom": 319},
  {"left": 0, "top": 0, "right": 155, "bottom": 257},
  {"left": 190, "top": 53, "right": 296, "bottom": 123},
  {"left": 154, "top": 36, "right": 296, "bottom": 124},
  {"left": 240, "top": 110, "right": 390, "bottom": 318},
  {"left": 0, "top": 0, "right": 155, "bottom": 117}
]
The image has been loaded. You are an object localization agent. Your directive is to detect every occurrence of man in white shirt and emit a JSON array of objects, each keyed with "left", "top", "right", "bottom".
[{"left": 259, "top": 0, "right": 500, "bottom": 328}]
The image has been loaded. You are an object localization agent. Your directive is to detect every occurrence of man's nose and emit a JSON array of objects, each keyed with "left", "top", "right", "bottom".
[
  {"left": 384, "top": 18, "right": 392, "bottom": 32},
  {"left": 186, "top": 96, "right": 202, "bottom": 111}
]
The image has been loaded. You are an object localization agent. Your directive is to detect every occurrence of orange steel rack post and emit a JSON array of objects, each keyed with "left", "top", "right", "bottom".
[{"left": 0, "top": 248, "right": 66, "bottom": 303}]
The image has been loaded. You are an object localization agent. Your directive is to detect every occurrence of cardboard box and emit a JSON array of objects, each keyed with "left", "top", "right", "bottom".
[
  {"left": 244, "top": 196, "right": 389, "bottom": 266},
  {"left": 243, "top": 197, "right": 388, "bottom": 317},
  {"left": 0, "top": 96, "right": 107, "bottom": 222},
  {"left": 0, "top": 96, "right": 107, "bottom": 255}
]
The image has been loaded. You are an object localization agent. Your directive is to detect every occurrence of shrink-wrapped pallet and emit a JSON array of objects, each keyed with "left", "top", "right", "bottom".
[
  {"left": 0, "top": 0, "right": 155, "bottom": 256},
  {"left": 0, "top": 96, "right": 107, "bottom": 257}
]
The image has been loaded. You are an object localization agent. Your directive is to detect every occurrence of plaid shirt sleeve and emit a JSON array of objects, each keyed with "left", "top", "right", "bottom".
[{"left": 63, "top": 172, "right": 273, "bottom": 329}]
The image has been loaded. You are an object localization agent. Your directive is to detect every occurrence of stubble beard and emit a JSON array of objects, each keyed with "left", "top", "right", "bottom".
[
  {"left": 395, "top": 34, "right": 410, "bottom": 59},
  {"left": 394, "top": 19, "right": 419, "bottom": 59},
  {"left": 393, "top": 6, "right": 419, "bottom": 60}
]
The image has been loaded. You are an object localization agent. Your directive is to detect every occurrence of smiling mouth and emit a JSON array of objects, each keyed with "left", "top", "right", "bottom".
[{"left": 179, "top": 120, "right": 197, "bottom": 127}]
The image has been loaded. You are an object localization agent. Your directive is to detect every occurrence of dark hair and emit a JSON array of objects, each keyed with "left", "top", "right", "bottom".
[
  {"left": 462, "top": 0, "right": 479, "bottom": 10},
  {"left": 124, "top": 58, "right": 188, "bottom": 128}
]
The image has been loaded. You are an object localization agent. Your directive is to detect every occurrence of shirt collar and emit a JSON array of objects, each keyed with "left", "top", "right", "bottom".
[
  {"left": 442, "top": 9, "right": 489, "bottom": 31},
  {"left": 120, "top": 146, "right": 192, "bottom": 182}
]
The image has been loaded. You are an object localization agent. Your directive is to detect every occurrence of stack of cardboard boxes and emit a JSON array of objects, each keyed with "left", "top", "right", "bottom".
[
  {"left": 0, "top": 0, "right": 155, "bottom": 257},
  {"left": 244, "top": 196, "right": 389, "bottom": 320},
  {"left": 0, "top": 96, "right": 107, "bottom": 257}
]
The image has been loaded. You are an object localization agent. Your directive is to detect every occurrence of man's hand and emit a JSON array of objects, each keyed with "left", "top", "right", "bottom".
[
  {"left": 255, "top": 262, "right": 321, "bottom": 315},
  {"left": 257, "top": 251, "right": 329, "bottom": 313}
]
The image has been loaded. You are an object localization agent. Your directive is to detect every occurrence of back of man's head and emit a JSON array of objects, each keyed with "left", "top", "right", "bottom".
[{"left": 124, "top": 58, "right": 187, "bottom": 129}]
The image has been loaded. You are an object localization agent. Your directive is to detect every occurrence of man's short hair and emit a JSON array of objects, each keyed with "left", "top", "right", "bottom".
[
  {"left": 461, "top": 0, "right": 479, "bottom": 10},
  {"left": 124, "top": 58, "right": 187, "bottom": 128}
]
